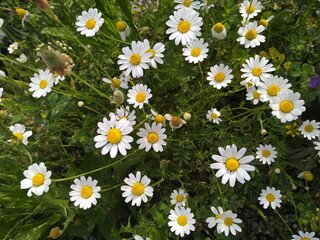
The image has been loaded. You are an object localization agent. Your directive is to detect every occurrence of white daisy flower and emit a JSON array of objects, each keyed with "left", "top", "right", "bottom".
[
  {"left": 115, "top": 106, "right": 136, "bottom": 126},
  {"left": 174, "top": 0, "right": 201, "bottom": 10},
  {"left": 116, "top": 21, "right": 130, "bottom": 41},
  {"left": 166, "top": 8, "right": 203, "bottom": 45},
  {"left": 127, "top": 84, "right": 152, "bottom": 109},
  {"left": 246, "top": 86, "right": 262, "bottom": 105},
  {"left": 182, "top": 38, "right": 209, "bottom": 64},
  {"left": 299, "top": 120, "right": 320, "bottom": 140},
  {"left": 259, "top": 15, "right": 274, "bottom": 27},
  {"left": 0, "top": 87, "right": 3, "bottom": 102},
  {"left": 69, "top": 176, "right": 101, "bottom": 210},
  {"left": 240, "top": 55, "right": 275, "bottom": 85},
  {"left": 256, "top": 144, "right": 277, "bottom": 165},
  {"left": 206, "top": 206, "right": 224, "bottom": 228},
  {"left": 20, "top": 162, "right": 51, "bottom": 197},
  {"left": 134, "top": 235, "right": 150, "bottom": 240},
  {"left": 151, "top": 109, "right": 166, "bottom": 125},
  {"left": 137, "top": 122, "right": 167, "bottom": 152},
  {"left": 9, "top": 123, "right": 32, "bottom": 145},
  {"left": 237, "top": 21, "right": 265, "bottom": 48},
  {"left": 211, "top": 22, "right": 227, "bottom": 40},
  {"left": 168, "top": 206, "right": 196, "bottom": 237},
  {"left": 291, "top": 231, "right": 319, "bottom": 240},
  {"left": 210, "top": 144, "right": 255, "bottom": 187},
  {"left": 206, "top": 108, "right": 222, "bottom": 124},
  {"left": 75, "top": 8, "right": 104, "bottom": 37},
  {"left": 29, "top": 69, "right": 54, "bottom": 98},
  {"left": 0, "top": 18, "right": 4, "bottom": 27},
  {"left": 216, "top": 210, "right": 242, "bottom": 236},
  {"left": 164, "top": 114, "right": 186, "bottom": 130},
  {"left": 170, "top": 189, "right": 188, "bottom": 207},
  {"left": 143, "top": 39, "right": 165, "bottom": 68},
  {"left": 118, "top": 40, "right": 151, "bottom": 78},
  {"left": 94, "top": 114, "right": 133, "bottom": 158},
  {"left": 314, "top": 139, "right": 320, "bottom": 156},
  {"left": 207, "top": 64, "right": 233, "bottom": 89},
  {"left": 269, "top": 89, "right": 306, "bottom": 123},
  {"left": 102, "top": 76, "right": 129, "bottom": 90},
  {"left": 16, "top": 53, "right": 28, "bottom": 63},
  {"left": 120, "top": 171, "right": 154, "bottom": 206},
  {"left": 8, "top": 42, "right": 18, "bottom": 54},
  {"left": 298, "top": 171, "right": 314, "bottom": 181},
  {"left": 239, "top": 0, "right": 263, "bottom": 20},
  {"left": 258, "top": 186, "right": 282, "bottom": 209},
  {"left": 200, "top": 0, "right": 214, "bottom": 12}
]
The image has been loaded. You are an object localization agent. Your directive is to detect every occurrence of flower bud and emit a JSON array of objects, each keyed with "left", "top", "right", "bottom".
[
  {"left": 111, "top": 90, "right": 124, "bottom": 105},
  {"left": 274, "top": 168, "right": 281, "bottom": 174},
  {"left": 16, "top": 8, "right": 28, "bottom": 18},
  {"left": 49, "top": 227, "right": 62, "bottom": 239},
  {"left": 260, "top": 128, "right": 267, "bottom": 135},
  {"left": 77, "top": 101, "right": 84, "bottom": 107},
  {"left": 183, "top": 112, "right": 192, "bottom": 121}
]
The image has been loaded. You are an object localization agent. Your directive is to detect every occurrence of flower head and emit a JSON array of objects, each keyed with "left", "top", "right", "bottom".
[
  {"left": 102, "top": 76, "right": 129, "bottom": 90},
  {"left": 116, "top": 21, "right": 130, "bottom": 41},
  {"left": 216, "top": 210, "right": 242, "bottom": 236},
  {"left": 165, "top": 114, "right": 186, "bottom": 130},
  {"left": 115, "top": 106, "right": 136, "bottom": 126},
  {"left": 298, "top": 171, "right": 314, "bottom": 181},
  {"left": 151, "top": 109, "right": 166, "bottom": 125},
  {"left": 291, "top": 231, "right": 319, "bottom": 240},
  {"left": 143, "top": 39, "right": 165, "bottom": 68},
  {"left": 76, "top": 8, "right": 104, "bottom": 37},
  {"left": 137, "top": 122, "right": 167, "bottom": 152},
  {"left": 134, "top": 236, "right": 150, "bottom": 240},
  {"left": 174, "top": 0, "right": 201, "bottom": 10},
  {"left": 182, "top": 38, "right": 209, "bottom": 64},
  {"left": 246, "top": 86, "right": 262, "bottom": 105},
  {"left": 258, "top": 187, "right": 282, "bottom": 209},
  {"left": 206, "top": 108, "right": 222, "bottom": 124},
  {"left": 207, "top": 64, "right": 233, "bottom": 89},
  {"left": 308, "top": 76, "right": 320, "bottom": 89},
  {"left": 206, "top": 206, "right": 224, "bottom": 228},
  {"left": 237, "top": 21, "right": 265, "bottom": 48},
  {"left": 259, "top": 15, "right": 274, "bottom": 27},
  {"left": 256, "top": 144, "right": 277, "bottom": 165},
  {"left": 127, "top": 84, "right": 152, "bottom": 109},
  {"left": 0, "top": 18, "right": 4, "bottom": 27},
  {"left": 170, "top": 189, "right": 188, "bottom": 207},
  {"left": 29, "top": 69, "right": 54, "bottom": 98},
  {"left": 211, "top": 22, "right": 227, "bottom": 39},
  {"left": 9, "top": 123, "right": 32, "bottom": 145},
  {"left": 168, "top": 206, "right": 196, "bottom": 237},
  {"left": 299, "top": 120, "right": 320, "bottom": 140},
  {"left": 8, "top": 42, "right": 18, "bottom": 54},
  {"left": 239, "top": 0, "right": 263, "bottom": 20}
]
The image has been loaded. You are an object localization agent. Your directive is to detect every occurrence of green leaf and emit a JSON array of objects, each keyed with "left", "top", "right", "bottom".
[{"left": 302, "top": 63, "right": 314, "bottom": 75}]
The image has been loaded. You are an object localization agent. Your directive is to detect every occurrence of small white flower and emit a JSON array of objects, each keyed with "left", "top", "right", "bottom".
[
  {"left": 137, "top": 122, "right": 167, "bottom": 152},
  {"left": 206, "top": 108, "right": 222, "bottom": 124},
  {"left": 206, "top": 206, "right": 224, "bottom": 228},
  {"left": 9, "top": 123, "right": 32, "bottom": 145},
  {"left": 174, "top": 0, "right": 201, "bottom": 10},
  {"left": 182, "top": 38, "right": 209, "bottom": 64},
  {"left": 8, "top": 42, "right": 18, "bottom": 54},
  {"left": 200, "top": 0, "right": 215, "bottom": 12},
  {"left": 168, "top": 206, "right": 196, "bottom": 237},
  {"left": 75, "top": 8, "right": 104, "bottom": 37},
  {"left": 239, "top": 0, "right": 263, "bottom": 20},
  {"left": 291, "top": 231, "right": 319, "bottom": 240},
  {"left": 0, "top": 18, "right": 4, "bottom": 27},
  {"left": 151, "top": 109, "right": 166, "bottom": 125},
  {"left": 256, "top": 144, "right": 277, "bottom": 165},
  {"left": 29, "top": 69, "right": 54, "bottom": 98},
  {"left": 0, "top": 87, "right": 3, "bottom": 102},
  {"left": 115, "top": 106, "right": 136, "bottom": 126},
  {"left": 211, "top": 22, "right": 227, "bottom": 39},
  {"left": 116, "top": 21, "right": 130, "bottom": 41},
  {"left": 207, "top": 64, "right": 233, "bottom": 89},
  {"left": 16, "top": 53, "right": 28, "bottom": 63},
  {"left": 143, "top": 39, "right": 165, "bottom": 69},
  {"left": 258, "top": 186, "right": 282, "bottom": 209},
  {"left": 102, "top": 76, "right": 129, "bottom": 90},
  {"left": 134, "top": 235, "right": 150, "bottom": 240},
  {"left": 165, "top": 114, "right": 186, "bottom": 130},
  {"left": 259, "top": 15, "right": 274, "bottom": 27},
  {"left": 237, "top": 21, "right": 265, "bottom": 48},
  {"left": 170, "top": 189, "right": 188, "bottom": 207},
  {"left": 246, "top": 86, "right": 262, "bottom": 105},
  {"left": 216, "top": 210, "right": 242, "bottom": 236},
  {"left": 299, "top": 120, "right": 320, "bottom": 140},
  {"left": 20, "top": 162, "right": 51, "bottom": 197},
  {"left": 298, "top": 171, "right": 314, "bottom": 181},
  {"left": 127, "top": 84, "right": 152, "bottom": 109}
]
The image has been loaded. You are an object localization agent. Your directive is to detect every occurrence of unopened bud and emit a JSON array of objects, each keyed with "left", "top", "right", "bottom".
[
  {"left": 260, "top": 128, "right": 267, "bottom": 135},
  {"left": 183, "top": 112, "right": 192, "bottom": 121},
  {"left": 16, "top": 8, "right": 28, "bottom": 18},
  {"left": 292, "top": 185, "right": 297, "bottom": 190},
  {"left": 77, "top": 101, "right": 84, "bottom": 107},
  {"left": 274, "top": 168, "right": 281, "bottom": 174},
  {"left": 111, "top": 90, "right": 124, "bottom": 105},
  {"left": 49, "top": 227, "right": 62, "bottom": 239}
]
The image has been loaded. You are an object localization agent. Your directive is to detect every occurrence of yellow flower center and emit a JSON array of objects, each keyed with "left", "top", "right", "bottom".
[
  {"left": 119, "top": 116, "right": 129, "bottom": 120},
  {"left": 130, "top": 53, "right": 141, "bottom": 65},
  {"left": 210, "top": 113, "right": 218, "bottom": 119},
  {"left": 253, "top": 91, "right": 261, "bottom": 99},
  {"left": 111, "top": 78, "right": 121, "bottom": 88},
  {"left": 81, "top": 186, "right": 93, "bottom": 198},
  {"left": 224, "top": 217, "right": 233, "bottom": 226},
  {"left": 13, "top": 133, "right": 23, "bottom": 141},
  {"left": 135, "top": 92, "right": 146, "bottom": 103},
  {"left": 146, "top": 49, "right": 156, "bottom": 59},
  {"left": 171, "top": 116, "right": 182, "bottom": 127},
  {"left": 259, "top": 19, "right": 268, "bottom": 27},
  {"left": 191, "top": 48, "right": 201, "bottom": 57},
  {"left": 262, "top": 150, "right": 271, "bottom": 157},
  {"left": 147, "top": 132, "right": 159, "bottom": 143},
  {"left": 86, "top": 19, "right": 96, "bottom": 29},
  {"left": 226, "top": 158, "right": 239, "bottom": 171},
  {"left": 132, "top": 182, "right": 145, "bottom": 195},
  {"left": 303, "top": 171, "right": 313, "bottom": 181},
  {"left": 245, "top": 29, "right": 257, "bottom": 40},
  {"left": 267, "top": 85, "right": 280, "bottom": 96},
  {"left": 183, "top": 0, "right": 191, "bottom": 7},
  {"left": 215, "top": 214, "right": 221, "bottom": 219},
  {"left": 266, "top": 193, "right": 275, "bottom": 202},
  {"left": 49, "top": 227, "right": 61, "bottom": 239},
  {"left": 16, "top": 8, "right": 27, "bottom": 17},
  {"left": 116, "top": 21, "right": 127, "bottom": 32},
  {"left": 246, "top": 5, "right": 255, "bottom": 13},
  {"left": 279, "top": 101, "right": 293, "bottom": 113},
  {"left": 215, "top": 72, "right": 225, "bottom": 82},
  {"left": 178, "top": 20, "right": 191, "bottom": 33},
  {"left": 301, "top": 238, "right": 310, "bottom": 240},
  {"left": 252, "top": 67, "right": 262, "bottom": 76},
  {"left": 32, "top": 173, "right": 45, "bottom": 186},
  {"left": 107, "top": 128, "right": 122, "bottom": 144},
  {"left": 176, "top": 194, "right": 184, "bottom": 202},
  {"left": 39, "top": 80, "right": 48, "bottom": 89},
  {"left": 213, "top": 23, "right": 224, "bottom": 33},
  {"left": 177, "top": 215, "right": 188, "bottom": 226},
  {"left": 304, "top": 124, "right": 314, "bottom": 133},
  {"left": 154, "top": 115, "right": 165, "bottom": 124}
]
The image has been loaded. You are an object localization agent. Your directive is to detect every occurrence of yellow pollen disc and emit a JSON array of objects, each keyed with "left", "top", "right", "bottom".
[
  {"left": 266, "top": 193, "right": 275, "bottom": 202},
  {"left": 135, "top": 92, "right": 146, "bottom": 103},
  {"left": 301, "top": 238, "right": 310, "bottom": 240},
  {"left": 226, "top": 158, "right": 239, "bottom": 171},
  {"left": 154, "top": 115, "right": 165, "bottom": 124},
  {"left": 39, "top": 80, "right": 48, "bottom": 89},
  {"left": 259, "top": 19, "right": 268, "bottom": 26},
  {"left": 303, "top": 171, "right": 313, "bottom": 181},
  {"left": 177, "top": 215, "right": 188, "bottom": 226},
  {"left": 130, "top": 53, "right": 141, "bottom": 65},
  {"left": 262, "top": 150, "right": 271, "bottom": 157},
  {"left": 146, "top": 49, "right": 156, "bottom": 59},
  {"left": 252, "top": 67, "right": 262, "bottom": 77},
  {"left": 213, "top": 23, "right": 224, "bottom": 33},
  {"left": 147, "top": 132, "right": 159, "bottom": 143},
  {"left": 107, "top": 128, "right": 122, "bottom": 144},
  {"left": 245, "top": 29, "right": 257, "bottom": 40},
  {"left": 111, "top": 78, "right": 121, "bottom": 88},
  {"left": 119, "top": 116, "right": 129, "bottom": 120},
  {"left": 49, "top": 227, "right": 61, "bottom": 239},
  {"left": 171, "top": 116, "right": 182, "bottom": 127},
  {"left": 32, "top": 173, "right": 45, "bottom": 186},
  {"left": 132, "top": 182, "right": 144, "bottom": 195},
  {"left": 116, "top": 21, "right": 127, "bottom": 32},
  {"left": 16, "top": 8, "right": 27, "bottom": 17},
  {"left": 81, "top": 186, "right": 93, "bottom": 198},
  {"left": 253, "top": 91, "right": 261, "bottom": 99},
  {"left": 13, "top": 133, "right": 23, "bottom": 141},
  {"left": 304, "top": 124, "right": 314, "bottom": 133},
  {"left": 183, "top": 0, "right": 191, "bottom": 7},
  {"left": 279, "top": 101, "right": 293, "bottom": 113},
  {"left": 86, "top": 19, "right": 96, "bottom": 29},
  {"left": 215, "top": 72, "right": 225, "bottom": 82},
  {"left": 267, "top": 85, "right": 280, "bottom": 96},
  {"left": 178, "top": 20, "right": 191, "bottom": 33},
  {"left": 210, "top": 113, "right": 218, "bottom": 119},
  {"left": 246, "top": 5, "right": 255, "bottom": 13},
  {"left": 215, "top": 214, "right": 221, "bottom": 219},
  {"left": 191, "top": 48, "right": 201, "bottom": 57},
  {"left": 224, "top": 217, "right": 234, "bottom": 226},
  {"left": 176, "top": 194, "right": 184, "bottom": 202}
]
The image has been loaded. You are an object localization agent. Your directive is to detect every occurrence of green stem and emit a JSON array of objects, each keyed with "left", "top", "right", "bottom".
[
  {"left": 274, "top": 210, "right": 293, "bottom": 234},
  {"left": 100, "top": 182, "right": 123, "bottom": 193}
]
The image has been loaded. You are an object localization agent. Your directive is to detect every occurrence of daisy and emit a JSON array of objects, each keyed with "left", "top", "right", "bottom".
[
  {"left": 20, "top": 162, "right": 51, "bottom": 197},
  {"left": 206, "top": 206, "right": 224, "bottom": 228},
  {"left": 210, "top": 144, "right": 255, "bottom": 187},
  {"left": 166, "top": 8, "right": 203, "bottom": 45},
  {"left": 182, "top": 38, "right": 209, "bottom": 64},
  {"left": 115, "top": 106, "right": 136, "bottom": 126},
  {"left": 259, "top": 15, "right": 274, "bottom": 28},
  {"left": 298, "top": 171, "right": 314, "bottom": 181},
  {"left": 256, "top": 144, "right": 277, "bottom": 165},
  {"left": 291, "top": 231, "right": 319, "bottom": 240},
  {"left": 137, "top": 122, "right": 167, "bottom": 152},
  {"left": 119, "top": 71, "right": 131, "bottom": 83},
  {"left": 127, "top": 84, "right": 152, "bottom": 109},
  {"left": 0, "top": 18, "right": 4, "bottom": 27},
  {"left": 168, "top": 206, "right": 196, "bottom": 237},
  {"left": 164, "top": 114, "right": 186, "bottom": 130},
  {"left": 269, "top": 89, "right": 306, "bottom": 123},
  {"left": 216, "top": 210, "right": 242, "bottom": 236},
  {"left": 69, "top": 176, "right": 101, "bottom": 210},
  {"left": 206, "top": 108, "right": 222, "bottom": 124},
  {"left": 211, "top": 22, "right": 227, "bottom": 40},
  {"left": 102, "top": 76, "right": 129, "bottom": 90},
  {"left": 246, "top": 86, "right": 262, "bottom": 105},
  {"left": 299, "top": 120, "right": 320, "bottom": 140},
  {"left": 120, "top": 171, "right": 153, "bottom": 206},
  {"left": 143, "top": 39, "right": 165, "bottom": 68},
  {"left": 94, "top": 114, "right": 133, "bottom": 158},
  {"left": 0, "top": 87, "right": 3, "bottom": 102},
  {"left": 134, "top": 236, "right": 150, "bottom": 240},
  {"left": 8, "top": 42, "right": 18, "bottom": 54},
  {"left": 258, "top": 186, "right": 282, "bottom": 209},
  {"left": 116, "top": 21, "right": 130, "bottom": 41},
  {"left": 170, "top": 189, "right": 188, "bottom": 207},
  {"left": 151, "top": 109, "right": 166, "bottom": 125},
  {"left": 174, "top": 0, "right": 201, "bottom": 10},
  {"left": 118, "top": 41, "right": 152, "bottom": 78},
  {"left": 207, "top": 64, "right": 233, "bottom": 89},
  {"left": 9, "top": 123, "right": 32, "bottom": 145},
  {"left": 29, "top": 69, "right": 54, "bottom": 98},
  {"left": 16, "top": 53, "right": 28, "bottom": 63},
  {"left": 239, "top": 0, "right": 263, "bottom": 20},
  {"left": 237, "top": 21, "right": 265, "bottom": 48},
  {"left": 75, "top": 8, "right": 104, "bottom": 37},
  {"left": 200, "top": 0, "right": 214, "bottom": 12}
]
